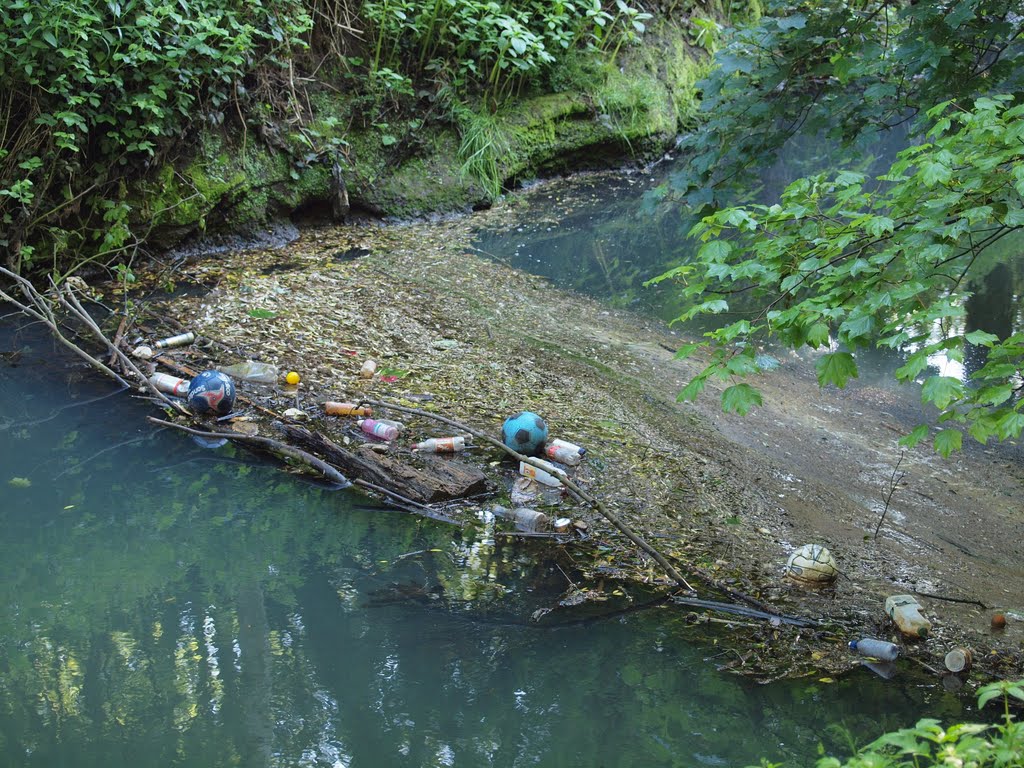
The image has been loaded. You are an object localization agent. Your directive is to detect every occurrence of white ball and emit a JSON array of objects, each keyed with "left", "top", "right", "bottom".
[{"left": 786, "top": 544, "right": 838, "bottom": 584}]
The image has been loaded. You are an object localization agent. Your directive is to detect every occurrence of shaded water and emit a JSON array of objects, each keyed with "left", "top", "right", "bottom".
[{"left": 0, "top": 319, "right": 972, "bottom": 763}]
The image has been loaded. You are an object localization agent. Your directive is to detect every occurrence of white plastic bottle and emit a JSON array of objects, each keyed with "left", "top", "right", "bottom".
[
  {"left": 519, "top": 458, "right": 563, "bottom": 487},
  {"left": 544, "top": 438, "right": 586, "bottom": 466},
  {"left": 848, "top": 638, "right": 900, "bottom": 662},
  {"left": 492, "top": 505, "right": 550, "bottom": 532},
  {"left": 413, "top": 437, "right": 466, "bottom": 453},
  {"left": 885, "top": 595, "right": 931, "bottom": 638},
  {"left": 148, "top": 372, "right": 190, "bottom": 397}
]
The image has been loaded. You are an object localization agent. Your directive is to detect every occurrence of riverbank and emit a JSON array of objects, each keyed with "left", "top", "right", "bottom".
[{"left": 122, "top": 198, "right": 1024, "bottom": 685}]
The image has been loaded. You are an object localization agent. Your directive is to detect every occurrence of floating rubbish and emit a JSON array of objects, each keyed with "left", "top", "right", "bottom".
[
  {"left": 502, "top": 411, "right": 548, "bottom": 456},
  {"left": 359, "top": 359, "right": 377, "bottom": 378},
  {"left": 132, "top": 345, "right": 155, "bottom": 359},
  {"left": 192, "top": 435, "right": 228, "bottom": 449},
  {"left": 885, "top": 595, "right": 931, "bottom": 638},
  {"left": 323, "top": 401, "right": 373, "bottom": 417},
  {"left": 8, "top": 477, "right": 31, "bottom": 488},
  {"left": 413, "top": 437, "right": 467, "bottom": 453},
  {"left": 282, "top": 408, "right": 308, "bottom": 421},
  {"left": 944, "top": 647, "right": 972, "bottom": 673},
  {"left": 785, "top": 544, "right": 839, "bottom": 585},
  {"left": 519, "top": 458, "right": 562, "bottom": 487},
  {"left": 992, "top": 613, "right": 1007, "bottom": 630},
  {"left": 553, "top": 517, "right": 572, "bottom": 533},
  {"left": 358, "top": 418, "right": 398, "bottom": 441},
  {"left": 376, "top": 418, "right": 405, "bottom": 434},
  {"left": 285, "top": 371, "right": 301, "bottom": 385},
  {"left": 187, "top": 370, "right": 237, "bottom": 416},
  {"left": 216, "top": 360, "right": 278, "bottom": 385},
  {"left": 544, "top": 438, "right": 586, "bottom": 466},
  {"left": 849, "top": 637, "right": 900, "bottom": 662},
  {"left": 154, "top": 331, "right": 195, "bottom": 349},
  {"left": 862, "top": 661, "right": 898, "bottom": 680},
  {"left": 492, "top": 505, "right": 550, "bottom": 532},
  {"left": 149, "top": 372, "right": 190, "bottom": 397}
]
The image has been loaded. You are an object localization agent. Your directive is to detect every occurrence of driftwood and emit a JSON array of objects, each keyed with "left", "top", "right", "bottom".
[{"left": 278, "top": 422, "right": 490, "bottom": 504}]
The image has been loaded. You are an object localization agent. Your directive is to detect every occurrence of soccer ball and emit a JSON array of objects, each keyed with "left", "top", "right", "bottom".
[
  {"left": 501, "top": 411, "right": 548, "bottom": 456},
  {"left": 785, "top": 544, "right": 838, "bottom": 585},
  {"left": 187, "top": 370, "right": 236, "bottom": 416}
]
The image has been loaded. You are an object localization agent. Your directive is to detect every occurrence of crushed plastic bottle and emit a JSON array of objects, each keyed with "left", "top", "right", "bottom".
[
  {"left": 885, "top": 595, "right": 931, "bottom": 638},
  {"left": 413, "top": 436, "right": 467, "bottom": 453},
  {"left": 358, "top": 418, "right": 398, "bottom": 441},
  {"left": 216, "top": 361, "right": 279, "bottom": 385},
  {"left": 359, "top": 359, "right": 377, "bottom": 378},
  {"left": 544, "top": 438, "right": 586, "bottom": 466},
  {"left": 323, "top": 401, "right": 373, "bottom": 417},
  {"left": 492, "top": 505, "right": 550, "bottom": 532},
  {"left": 519, "top": 458, "right": 563, "bottom": 487},
  {"left": 849, "top": 638, "right": 900, "bottom": 662},
  {"left": 148, "top": 372, "right": 190, "bottom": 397}
]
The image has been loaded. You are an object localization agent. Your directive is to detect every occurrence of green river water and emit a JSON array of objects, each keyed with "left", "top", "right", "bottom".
[{"left": 0, "top": 163, "right": 999, "bottom": 766}]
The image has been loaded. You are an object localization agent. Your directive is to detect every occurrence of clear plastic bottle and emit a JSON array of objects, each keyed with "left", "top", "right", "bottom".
[
  {"left": 217, "top": 361, "right": 279, "bottom": 385},
  {"left": 849, "top": 638, "right": 900, "bottom": 662},
  {"left": 148, "top": 372, "right": 190, "bottom": 397},
  {"left": 492, "top": 505, "right": 550, "bottom": 532},
  {"left": 544, "top": 438, "right": 586, "bottom": 466},
  {"left": 376, "top": 418, "right": 405, "bottom": 434},
  {"left": 323, "top": 402, "right": 373, "bottom": 417},
  {"left": 413, "top": 436, "right": 467, "bottom": 453},
  {"left": 885, "top": 595, "right": 931, "bottom": 638},
  {"left": 358, "top": 418, "right": 398, "bottom": 441},
  {"left": 519, "top": 458, "right": 563, "bottom": 487}
]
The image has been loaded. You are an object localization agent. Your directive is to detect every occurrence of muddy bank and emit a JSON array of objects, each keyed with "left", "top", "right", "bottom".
[{"left": 127, "top": 206, "right": 1023, "bottom": 684}]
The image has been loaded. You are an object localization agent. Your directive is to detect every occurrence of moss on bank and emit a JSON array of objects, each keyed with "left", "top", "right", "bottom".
[{"left": 135, "top": 20, "right": 707, "bottom": 249}]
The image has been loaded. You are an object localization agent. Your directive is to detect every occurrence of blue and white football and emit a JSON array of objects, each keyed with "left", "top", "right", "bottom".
[
  {"left": 501, "top": 411, "right": 548, "bottom": 456},
  {"left": 187, "top": 370, "right": 236, "bottom": 416}
]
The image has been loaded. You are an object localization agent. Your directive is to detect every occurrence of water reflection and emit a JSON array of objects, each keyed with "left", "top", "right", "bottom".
[{"left": 0, "top": 319, "right": 966, "bottom": 767}]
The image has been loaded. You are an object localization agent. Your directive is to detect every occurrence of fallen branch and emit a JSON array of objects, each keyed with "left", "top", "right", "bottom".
[
  {"left": 671, "top": 596, "right": 819, "bottom": 628},
  {"left": 148, "top": 417, "right": 351, "bottom": 488},
  {"left": 914, "top": 590, "right": 988, "bottom": 610}
]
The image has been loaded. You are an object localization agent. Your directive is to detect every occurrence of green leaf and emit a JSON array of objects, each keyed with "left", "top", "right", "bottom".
[
  {"left": 248, "top": 309, "right": 277, "bottom": 319},
  {"left": 806, "top": 323, "right": 831, "bottom": 349},
  {"left": 815, "top": 352, "right": 858, "bottom": 388},
  {"left": 933, "top": 429, "right": 962, "bottom": 457},
  {"left": 921, "top": 376, "right": 964, "bottom": 410},
  {"left": 899, "top": 424, "right": 929, "bottom": 449},
  {"left": 721, "top": 383, "right": 763, "bottom": 415},
  {"left": 677, "top": 376, "right": 707, "bottom": 402},
  {"left": 965, "top": 330, "right": 999, "bottom": 347},
  {"left": 672, "top": 343, "right": 700, "bottom": 360}
]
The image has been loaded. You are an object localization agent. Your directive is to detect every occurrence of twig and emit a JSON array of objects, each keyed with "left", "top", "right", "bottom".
[
  {"left": 671, "top": 596, "right": 819, "bottom": 627},
  {"left": 875, "top": 450, "right": 906, "bottom": 539},
  {"left": 913, "top": 590, "right": 988, "bottom": 610}
]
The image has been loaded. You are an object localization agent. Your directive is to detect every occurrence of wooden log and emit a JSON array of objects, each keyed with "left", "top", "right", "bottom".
[{"left": 277, "top": 423, "right": 490, "bottom": 504}]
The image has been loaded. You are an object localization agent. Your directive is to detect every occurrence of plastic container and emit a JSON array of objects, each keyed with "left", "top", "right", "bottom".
[
  {"left": 944, "top": 647, "right": 972, "bottom": 673},
  {"left": 376, "top": 418, "right": 405, "bottom": 433},
  {"left": 323, "top": 402, "right": 373, "bottom": 417},
  {"left": 216, "top": 361, "right": 279, "bottom": 385},
  {"left": 849, "top": 638, "right": 900, "bottom": 662},
  {"left": 132, "top": 345, "right": 155, "bottom": 360},
  {"left": 519, "top": 458, "right": 563, "bottom": 487},
  {"left": 413, "top": 437, "right": 466, "bottom": 453},
  {"left": 149, "top": 372, "right": 190, "bottom": 397},
  {"left": 154, "top": 331, "right": 195, "bottom": 349},
  {"left": 544, "top": 438, "right": 586, "bottom": 466},
  {"left": 885, "top": 595, "right": 931, "bottom": 638},
  {"left": 358, "top": 418, "right": 398, "bottom": 441},
  {"left": 359, "top": 360, "right": 377, "bottom": 379},
  {"left": 493, "top": 505, "right": 550, "bottom": 532}
]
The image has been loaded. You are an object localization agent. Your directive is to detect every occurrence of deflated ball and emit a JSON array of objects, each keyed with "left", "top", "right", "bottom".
[
  {"left": 786, "top": 544, "right": 838, "bottom": 585},
  {"left": 187, "top": 370, "right": 236, "bottom": 416},
  {"left": 501, "top": 411, "right": 549, "bottom": 456}
]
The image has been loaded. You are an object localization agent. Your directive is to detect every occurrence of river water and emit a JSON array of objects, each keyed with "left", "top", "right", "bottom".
[{"left": 0, "top": 197, "right": 985, "bottom": 766}]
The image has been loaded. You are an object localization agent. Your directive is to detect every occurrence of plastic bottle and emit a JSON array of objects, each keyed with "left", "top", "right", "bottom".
[
  {"left": 492, "top": 505, "right": 550, "bottom": 532},
  {"left": 154, "top": 331, "right": 196, "bottom": 349},
  {"left": 359, "top": 359, "right": 377, "bottom": 378},
  {"left": 519, "top": 458, "right": 563, "bottom": 487},
  {"left": 149, "top": 372, "right": 190, "bottom": 397},
  {"left": 849, "top": 638, "right": 900, "bottom": 662},
  {"left": 216, "top": 361, "right": 279, "bottom": 385},
  {"left": 376, "top": 418, "right": 406, "bottom": 433},
  {"left": 885, "top": 595, "right": 931, "bottom": 638},
  {"left": 323, "top": 402, "right": 373, "bottom": 417},
  {"left": 358, "top": 418, "right": 398, "bottom": 441},
  {"left": 413, "top": 436, "right": 466, "bottom": 453},
  {"left": 544, "top": 438, "right": 586, "bottom": 466}
]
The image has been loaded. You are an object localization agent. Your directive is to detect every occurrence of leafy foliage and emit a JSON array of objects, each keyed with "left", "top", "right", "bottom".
[{"left": 663, "top": 95, "right": 1024, "bottom": 453}]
